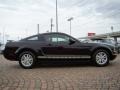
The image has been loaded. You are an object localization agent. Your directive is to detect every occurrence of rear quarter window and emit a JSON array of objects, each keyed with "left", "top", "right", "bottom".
[{"left": 27, "top": 36, "right": 38, "bottom": 40}]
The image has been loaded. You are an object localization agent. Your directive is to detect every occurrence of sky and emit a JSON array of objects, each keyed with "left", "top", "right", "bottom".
[{"left": 0, "top": 0, "right": 120, "bottom": 42}]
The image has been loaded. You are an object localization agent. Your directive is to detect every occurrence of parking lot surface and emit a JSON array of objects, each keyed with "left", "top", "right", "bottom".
[{"left": 0, "top": 55, "right": 120, "bottom": 90}]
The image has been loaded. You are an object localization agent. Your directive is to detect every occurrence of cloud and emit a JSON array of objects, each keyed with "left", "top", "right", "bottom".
[
  {"left": 78, "top": 0, "right": 120, "bottom": 19},
  {"left": 0, "top": 0, "right": 120, "bottom": 41}
]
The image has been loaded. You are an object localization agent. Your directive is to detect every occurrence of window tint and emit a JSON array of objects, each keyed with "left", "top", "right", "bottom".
[{"left": 46, "top": 34, "right": 70, "bottom": 43}]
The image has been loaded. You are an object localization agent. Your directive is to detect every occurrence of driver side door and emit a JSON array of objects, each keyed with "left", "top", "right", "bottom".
[{"left": 42, "top": 33, "right": 83, "bottom": 56}]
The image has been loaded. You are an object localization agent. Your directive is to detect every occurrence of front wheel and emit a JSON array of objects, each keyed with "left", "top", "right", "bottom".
[
  {"left": 92, "top": 50, "right": 110, "bottom": 67},
  {"left": 19, "top": 51, "right": 36, "bottom": 69}
]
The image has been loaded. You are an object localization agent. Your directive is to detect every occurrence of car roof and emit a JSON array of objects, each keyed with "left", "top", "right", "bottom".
[
  {"left": 41, "top": 32, "right": 68, "bottom": 35},
  {"left": 21, "top": 32, "right": 76, "bottom": 41}
]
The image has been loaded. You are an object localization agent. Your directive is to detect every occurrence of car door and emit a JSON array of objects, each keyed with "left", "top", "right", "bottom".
[
  {"left": 56, "top": 35, "right": 91, "bottom": 56},
  {"left": 41, "top": 33, "right": 91, "bottom": 58},
  {"left": 54, "top": 34, "right": 91, "bottom": 57},
  {"left": 41, "top": 33, "right": 64, "bottom": 55}
]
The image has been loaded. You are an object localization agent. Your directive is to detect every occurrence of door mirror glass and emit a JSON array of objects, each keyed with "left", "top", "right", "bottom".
[{"left": 69, "top": 39, "right": 76, "bottom": 45}]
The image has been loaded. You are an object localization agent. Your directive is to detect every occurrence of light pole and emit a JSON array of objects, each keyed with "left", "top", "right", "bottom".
[
  {"left": 56, "top": 0, "right": 58, "bottom": 32},
  {"left": 3, "top": 27, "right": 5, "bottom": 44},
  {"left": 111, "top": 26, "right": 113, "bottom": 33},
  {"left": 37, "top": 24, "right": 40, "bottom": 34},
  {"left": 0, "top": 33, "right": 1, "bottom": 43},
  {"left": 50, "top": 18, "right": 54, "bottom": 32},
  {"left": 67, "top": 17, "right": 73, "bottom": 35}
]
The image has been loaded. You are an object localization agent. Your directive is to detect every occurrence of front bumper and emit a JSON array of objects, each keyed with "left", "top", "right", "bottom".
[
  {"left": 110, "top": 49, "right": 118, "bottom": 60},
  {"left": 110, "top": 54, "right": 117, "bottom": 60}
]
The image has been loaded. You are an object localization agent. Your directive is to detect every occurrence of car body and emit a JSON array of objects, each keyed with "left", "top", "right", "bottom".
[{"left": 3, "top": 32, "right": 118, "bottom": 69}]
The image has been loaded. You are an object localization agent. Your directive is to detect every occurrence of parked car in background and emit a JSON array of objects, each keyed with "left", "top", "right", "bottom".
[
  {"left": 81, "top": 38, "right": 120, "bottom": 53},
  {"left": 3, "top": 32, "right": 118, "bottom": 69},
  {"left": 117, "top": 43, "right": 120, "bottom": 53},
  {"left": 91, "top": 38, "right": 116, "bottom": 45},
  {"left": 81, "top": 38, "right": 115, "bottom": 44}
]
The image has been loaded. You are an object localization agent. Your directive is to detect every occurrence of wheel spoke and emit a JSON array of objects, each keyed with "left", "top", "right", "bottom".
[
  {"left": 96, "top": 51, "right": 108, "bottom": 65},
  {"left": 21, "top": 53, "right": 33, "bottom": 67}
]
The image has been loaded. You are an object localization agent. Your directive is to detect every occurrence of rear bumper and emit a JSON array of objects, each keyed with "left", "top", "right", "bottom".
[{"left": 3, "top": 50, "right": 17, "bottom": 61}]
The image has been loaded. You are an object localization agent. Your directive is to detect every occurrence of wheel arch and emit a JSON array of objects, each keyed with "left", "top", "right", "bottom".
[
  {"left": 15, "top": 48, "right": 38, "bottom": 59},
  {"left": 91, "top": 47, "right": 113, "bottom": 60},
  {"left": 17, "top": 48, "right": 37, "bottom": 69}
]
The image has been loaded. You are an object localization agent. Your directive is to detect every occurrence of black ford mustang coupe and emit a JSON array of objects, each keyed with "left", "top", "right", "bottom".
[{"left": 3, "top": 32, "right": 117, "bottom": 69}]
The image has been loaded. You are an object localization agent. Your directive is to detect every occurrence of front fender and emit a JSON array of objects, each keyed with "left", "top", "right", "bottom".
[
  {"left": 91, "top": 46, "right": 114, "bottom": 60},
  {"left": 91, "top": 45, "right": 113, "bottom": 53}
]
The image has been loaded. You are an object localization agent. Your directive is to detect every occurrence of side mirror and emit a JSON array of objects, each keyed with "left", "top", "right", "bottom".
[{"left": 69, "top": 39, "right": 76, "bottom": 45}]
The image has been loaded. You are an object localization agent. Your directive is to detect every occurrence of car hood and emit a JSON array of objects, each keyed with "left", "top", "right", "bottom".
[
  {"left": 82, "top": 42, "right": 115, "bottom": 49},
  {"left": 98, "top": 42, "right": 115, "bottom": 47}
]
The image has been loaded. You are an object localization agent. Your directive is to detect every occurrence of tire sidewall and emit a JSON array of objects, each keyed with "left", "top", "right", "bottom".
[
  {"left": 93, "top": 49, "right": 110, "bottom": 67},
  {"left": 19, "top": 51, "right": 36, "bottom": 69}
]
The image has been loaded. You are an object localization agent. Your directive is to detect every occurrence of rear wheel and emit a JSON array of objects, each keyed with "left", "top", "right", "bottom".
[
  {"left": 92, "top": 49, "right": 110, "bottom": 67},
  {"left": 19, "top": 51, "right": 36, "bottom": 69}
]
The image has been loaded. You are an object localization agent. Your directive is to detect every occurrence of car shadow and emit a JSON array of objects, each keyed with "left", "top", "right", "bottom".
[
  {"left": 10, "top": 60, "right": 116, "bottom": 69},
  {"left": 34, "top": 61, "right": 94, "bottom": 68}
]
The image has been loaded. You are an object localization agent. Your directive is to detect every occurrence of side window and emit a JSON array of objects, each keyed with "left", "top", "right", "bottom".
[
  {"left": 46, "top": 34, "right": 70, "bottom": 44},
  {"left": 27, "top": 36, "right": 38, "bottom": 41},
  {"left": 57, "top": 36, "right": 69, "bottom": 43},
  {"left": 51, "top": 37, "right": 58, "bottom": 42},
  {"left": 45, "top": 34, "right": 58, "bottom": 43}
]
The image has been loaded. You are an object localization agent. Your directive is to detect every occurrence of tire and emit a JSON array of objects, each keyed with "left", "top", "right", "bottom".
[
  {"left": 92, "top": 49, "right": 110, "bottom": 67},
  {"left": 19, "top": 51, "right": 36, "bottom": 69}
]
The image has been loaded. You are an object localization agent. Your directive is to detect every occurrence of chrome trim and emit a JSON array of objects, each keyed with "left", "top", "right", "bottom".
[{"left": 37, "top": 55, "right": 91, "bottom": 59}]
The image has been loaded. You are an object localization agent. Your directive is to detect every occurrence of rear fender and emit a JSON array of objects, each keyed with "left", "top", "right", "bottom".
[{"left": 15, "top": 47, "right": 44, "bottom": 57}]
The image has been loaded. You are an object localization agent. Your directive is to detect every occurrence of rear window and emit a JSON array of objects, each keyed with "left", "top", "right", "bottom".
[
  {"left": 24, "top": 35, "right": 45, "bottom": 42},
  {"left": 27, "top": 36, "right": 38, "bottom": 41},
  {"left": 27, "top": 36, "right": 38, "bottom": 40}
]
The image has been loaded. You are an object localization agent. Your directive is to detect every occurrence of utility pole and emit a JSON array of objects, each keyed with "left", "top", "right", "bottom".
[
  {"left": 0, "top": 33, "right": 1, "bottom": 43},
  {"left": 3, "top": 27, "right": 5, "bottom": 44},
  {"left": 111, "top": 26, "right": 113, "bottom": 33},
  {"left": 50, "top": 18, "right": 54, "bottom": 32},
  {"left": 37, "top": 24, "right": 40, "bottom": 34},
  {"left": 67, "top": 17, "right": 73, "bottom": 35},
  {"left": 56, "top": 0, "right": 58, "bottom": 32}
]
